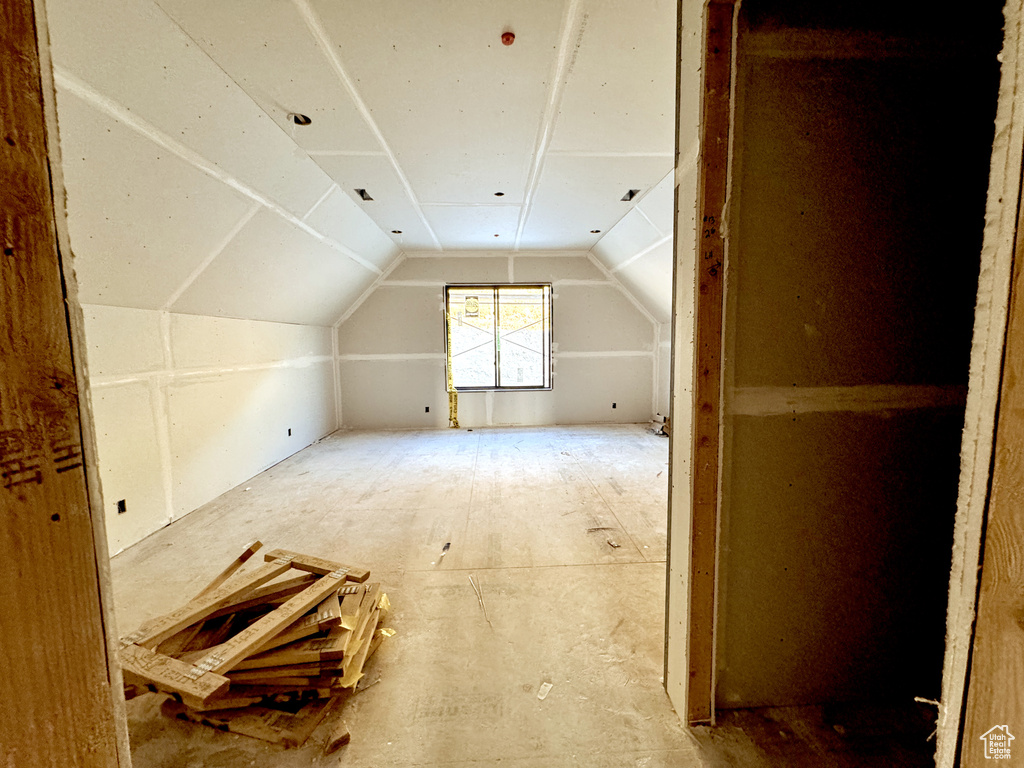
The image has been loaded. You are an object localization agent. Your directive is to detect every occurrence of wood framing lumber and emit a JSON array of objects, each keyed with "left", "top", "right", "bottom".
[
  {"left": 254, "top": 616, "right": 328, "bottom": 655},
  {"left": 340, "top": 584, "right": 366, "bottom": 630},
  {"left": 193, "top": 541, "right": 263, "bottom": 599},
  {"left": 263, "top": 549, "right": 370, "bottom": 582},
  {"left": 233, "top": 626, "right": 352, "bottom": 670},
  {"left": 194, "top": 574, "right": 347, "bottom": 677},
  {"left": 344, "top": 585, "right": 382, "bottom": 656},
  {"left": 688, "top": 0, "right": 735, "bottom": 726},
  {"left": 337, "top": 607, "right": 382, "bottom": 688},
  {"left": 206, "top": 574, "right": 318, "bottom": 620},
  {"left": 323, "top": 719, "right": 351, "bottom": 755},
  {"left": 119, "top": 644, "right": 230, "bottom": 709},
  {"left": 162, "top": 697, "right": 334, "bottom": 748},
  {"left": 127, "top": 558, "right": 295, "bottom": 649},
  {"left": 227, "top": 663, "right": 326, "bottom": 683},
  {"left": 961, "top": 191, "right": 1024, "bottom": 766},
  {"left": 156, "top": 622, "right": 205, "bottom": 658}
]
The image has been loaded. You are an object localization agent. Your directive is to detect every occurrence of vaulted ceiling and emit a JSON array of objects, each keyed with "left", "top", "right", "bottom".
[{"left": 47, "top": 0, "right": 677, "bottom": 326}]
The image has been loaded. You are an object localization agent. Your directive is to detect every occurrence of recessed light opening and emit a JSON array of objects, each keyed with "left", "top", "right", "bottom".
[
  {"left": 494, "top": 192, "right": 505, "bottom": 197},
  {"left": 355, "top": 189, "right": 373, "bottom": 201},
  {"left": 289, "top": 113, "right": 312, "bottom": 126},
  {"left": 590, "top": 230, "right": 601, "bottom": 234},
  {"left": 391, "top": 230, "right": 403, "bottom": 234},
  {"left": 621, "top": 189, "right": 640, "bottom": 202}
]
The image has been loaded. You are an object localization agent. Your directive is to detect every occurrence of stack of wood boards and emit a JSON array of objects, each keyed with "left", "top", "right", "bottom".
[{"left": 118, "top": 542, "right": 391, "bottom": 748}]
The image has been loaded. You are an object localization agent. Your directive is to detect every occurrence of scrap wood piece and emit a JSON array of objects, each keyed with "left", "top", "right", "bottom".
[
  {"left": 193, "top": 541, "right": 263, "bottom": 600},
  {"left": 205, "top": 573, "right": 319, "bottom": 620},
  {"left": 343, "top": 584, "right": 382, "bottom": 656},
  {"left": 263, "top": 549, "right": 370, "bottom": 583},
  {"left": 336, "top": 609, "right": 381, "bottom": 688},
  {"left": 120, "top": 643, "right": 230, "bottom": 709},
  {"left": 227, "top": 662, "right": 333, "bottom": 684},
  {"left": 322, "top": 719, "right": 351, "bottom": 755},
  {"left": 127, "top": 557, "right": 295, "bottom": 649},
  {"left": 162, "top": 696, "right": 335, "bottom": 748},
  {"left": 234, "top": 624, "right": 352, "bottom": 670},
  {"left": 339, "top": 584, "right": 368, "bottom": 630},
  {"left": 191, "top": 573, "right": 349, "bottom": 680},
  {"left": 156, "top": 621, "right": 205, "bottom": 658}
]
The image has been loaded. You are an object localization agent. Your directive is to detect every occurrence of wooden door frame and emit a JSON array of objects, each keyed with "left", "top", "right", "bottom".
[
  {"left": 665, "top": 0, "right": 737, "bottom": 726},
  {"left": 2, "top": 0, "right": 130, "bottom": 764}
]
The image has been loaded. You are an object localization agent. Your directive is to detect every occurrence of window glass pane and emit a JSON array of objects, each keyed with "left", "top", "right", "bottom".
[
  {"left": 448, "top": 288, "right": 496, "bottom": 388},
  {"left": 498, "top": 286, "right": 548, "bottom": 387}
]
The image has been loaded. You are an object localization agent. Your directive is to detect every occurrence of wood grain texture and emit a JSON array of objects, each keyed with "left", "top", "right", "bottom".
[
  {"left": 132, "top": 559, "right": 293, "bottom": 648},
  {"left": 0, "top": 1, "right": 123, "bottom": 764},
  {"left": 263, "top": 548, "right": 371, "bottom": 582},
  {"left": 200, "top": 575, "right": 344, "bottom": 674},
  {"left": 962, "top": 207, "right": 1024, "bottom": 766},
  {"left": 688, "top": 0, "right": 736, "bottom": 726}
]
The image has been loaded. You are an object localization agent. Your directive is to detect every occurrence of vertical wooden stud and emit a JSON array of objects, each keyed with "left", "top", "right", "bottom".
[
  {"left": 687, "top": 0, "right": 735, "bottom": 725},
  {"left": 0, "top": 0, "right": 127, "bottom": 764}
]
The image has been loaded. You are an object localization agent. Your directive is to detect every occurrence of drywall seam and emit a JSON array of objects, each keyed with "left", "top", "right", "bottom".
[
  {"left": 636, "top": 205, "right": 667, "bottom": 238},
  {"left": 291, "top": 0, "right": 442, "bottom": 251},
  {"left": 728, "top": 385, "right": 969, "bottom": 416},
  {"left": 306, "top": 149, "right": 387, "bottom": 157},
  {"left": 301, "top": 183, "right": 338, "bottom": 222},
  {"left": 162, "top": 203, "right": 261, "bottom": 311},
  {"left": 421, "top": 201, "right": 524, "bottom": 209},
  {"left": 336, "top": 353, "right": 446, "bottom": 362},
  {"left": 332, "top": 319, "right": 341, "bottom": 432},
  {"left": 379, "top": 280, "right": 446, "bottom": 287},
  {"left": 402, "top": 250, "right": 592, "bottom": 258},
  {"left": 152, "top": 312, "right": 175, "bottom": 525},
  {"left": 553, "top": 279, "right": 614, "bottom": 286},
  {"left": 937, "top": 1, "right": 1024, "bottom": 764},
  {"left": 585, "top": 252, "right": 660, "bottom": 326},
  {"left": 333, "top": 252, "right": 407, "bottom": 327},
  {"left": 676, "top": 137, "right": 701, "bottom": 188},
  {"left": 509, "top": 254, "right": 515, "bottom": 283},
  {"left": 554, "top": 351, "right": 655, "bottom": 358},
  {"left": 52, "top": 69, "right": 384, "bottom": 276},
  {"left": 546, "top": 149, "right": 676, "bottom": 158},
  {"left": 90, "top": 355, "right": 335, "bottom": 388},
  {"left": 514, "top": 0, "right": 586, "bottom": 250},
  {"left": 610, "top": 233, "right": 674, "bottom": 273},
  {"left": 652, "top": 323, "right": 661, "bottom": 416}
]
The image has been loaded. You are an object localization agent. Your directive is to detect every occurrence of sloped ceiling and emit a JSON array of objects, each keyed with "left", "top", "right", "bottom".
[{"left": 46, "top": 0, "right": 677, "bottom": 326}]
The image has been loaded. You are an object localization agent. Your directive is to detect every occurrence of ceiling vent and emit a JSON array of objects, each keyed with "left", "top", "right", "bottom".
[
  {"left": 354, "top": 189, "right": 374, "bottom": 201},
  {"left": 289, "top": 113, "right": 312, "bottom": 126},
  {"left": 620, "top": 189, "right": 640, "bottom": 202}
]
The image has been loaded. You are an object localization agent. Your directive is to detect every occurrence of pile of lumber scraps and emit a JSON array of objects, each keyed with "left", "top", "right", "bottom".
[{"left": 118, "top": 542, "right": 391, "bottom": 750}]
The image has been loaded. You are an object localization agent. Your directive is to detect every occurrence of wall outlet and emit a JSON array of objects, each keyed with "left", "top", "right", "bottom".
[
  {"left": 612, "top": 402, "right": 617, "bottom": 409},
  {"left": 288, "top": 428, "right": 292, "bottom": 436},
  {"left": 425, "top": 406, "right": 430, "bottom": 413},
  {"left": 116, "top": 499, "right": 127, "bottom": 514}
]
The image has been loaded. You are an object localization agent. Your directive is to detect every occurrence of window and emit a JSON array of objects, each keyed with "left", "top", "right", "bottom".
[{"left": 445, "top": 284, "right": 552, "bottom": 390}]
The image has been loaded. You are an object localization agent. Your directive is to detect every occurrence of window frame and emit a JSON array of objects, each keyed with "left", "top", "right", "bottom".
[{"left": 444, "top": 283, "right": 553, "bottom": 392}]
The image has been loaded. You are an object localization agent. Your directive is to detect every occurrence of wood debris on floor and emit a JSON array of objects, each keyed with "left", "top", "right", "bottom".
[{"left": 117, "top": 541, "right": 390, "bottom": 751}]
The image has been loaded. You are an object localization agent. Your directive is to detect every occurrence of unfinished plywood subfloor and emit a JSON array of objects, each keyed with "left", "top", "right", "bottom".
[{"left": 110, "top": 424, "right": 935, "bottom": 767}]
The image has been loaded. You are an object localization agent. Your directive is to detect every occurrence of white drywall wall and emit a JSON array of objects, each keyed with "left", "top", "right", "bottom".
[
  {"left": 47, "top": 0, "right": 398, "bottom": 324},
  {"left": 335, "top": 253, "right": 659, "bottom": 429},
  {"left": 83, "top": 306, "right": 336, "bottom": 553}
]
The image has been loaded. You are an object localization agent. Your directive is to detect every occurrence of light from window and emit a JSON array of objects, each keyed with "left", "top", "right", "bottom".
[{"left": 445, "top": 284, "right": 552, "bottom": 390}]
